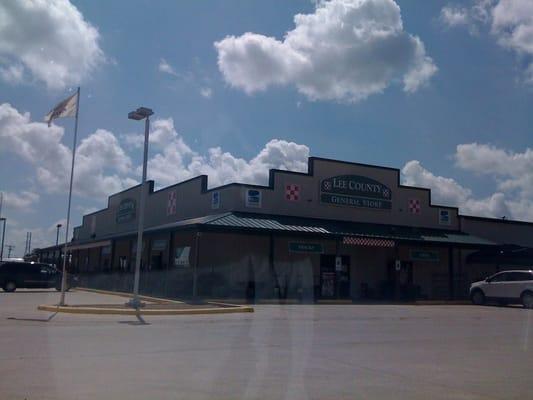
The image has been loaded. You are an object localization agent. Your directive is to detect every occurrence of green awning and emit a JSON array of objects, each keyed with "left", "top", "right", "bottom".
[{"left": 200, "top": 212, "right": 495, "bottom": 247}]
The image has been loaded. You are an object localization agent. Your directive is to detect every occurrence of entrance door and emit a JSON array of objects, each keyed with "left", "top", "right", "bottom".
[{"left": 319, "top": 255, "right": 350, "bottom": 299}]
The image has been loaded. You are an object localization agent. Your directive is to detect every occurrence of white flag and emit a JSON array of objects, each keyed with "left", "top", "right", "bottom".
[{"left": 44, "top": 92, "right": 78, "bottom": 127}]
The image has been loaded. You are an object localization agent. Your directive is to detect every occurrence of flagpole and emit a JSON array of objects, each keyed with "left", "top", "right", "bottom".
[{"left": 59, "top": 87, "right": 80, "bottom": 306}]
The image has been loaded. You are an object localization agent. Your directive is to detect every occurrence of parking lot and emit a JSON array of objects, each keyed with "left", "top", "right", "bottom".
[{"left": 0, "top": 290, "right": 532, "bottom": 400}]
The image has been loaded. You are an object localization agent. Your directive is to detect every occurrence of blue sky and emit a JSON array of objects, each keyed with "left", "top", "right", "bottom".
[{"left": 1, "top": 0, "right": 532, "bottom": 256}]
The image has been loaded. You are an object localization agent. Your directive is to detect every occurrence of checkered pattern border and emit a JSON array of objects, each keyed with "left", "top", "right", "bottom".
[
  {"left": 285, "top": 184, "right": 300, "bottom": 201},
  {"left": 408, "top": 198, "right": 421, "bottom": 214},
  {"left": 167, "top": 190, "right": 177, "bottom": 216},
  {"left": 343, "top": 236, "right": 395, "bottom": 247}
]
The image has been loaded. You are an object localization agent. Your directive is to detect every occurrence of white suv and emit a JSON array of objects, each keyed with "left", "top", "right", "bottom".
[{"left": 470, "top": 270, "right": 533, "bottom": 308}]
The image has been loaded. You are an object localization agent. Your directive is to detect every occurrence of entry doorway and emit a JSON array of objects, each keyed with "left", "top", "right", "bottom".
[{"left": 319, "top": 255, "right": 350, "bottom": 299}]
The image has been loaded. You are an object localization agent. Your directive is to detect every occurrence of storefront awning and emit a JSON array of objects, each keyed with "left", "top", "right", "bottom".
[
  {"left": 67, "top": 240, "right": 111, "bottom": 251},
  {"left": 197, "top": 212, "right": 495, "bottom": 247}
]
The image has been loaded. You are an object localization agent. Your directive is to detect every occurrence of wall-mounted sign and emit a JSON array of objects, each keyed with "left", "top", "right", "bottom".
[
  {"left": 245, "top": 189, "right": 262, "bottom": 208},
  {"left": 410, "top": 250, "right": 440, "bottom": 262},
  {"left": 289, "top": 242, "right": 323, "bottom": 253},
  {"left": 167, "top": 190, "right": 177, "bottom": 216},
  {"left": 116, "top": 198, "right": 136, "bottom": 223},
  {"left": 320, "top": 175, "right": 392, "bottom": 210},
  {"left": 152, "top": 239, "right": 167, "bottom": 251},
  {"left": 212, "top": 191, "right": 220, "bottom": 209},
  {"left": 439, "top": 209, "right": 451, "bottom": 225},
  {"left": 285, "top": 184, "right": 300, "bottom": 201},
  {"left": 174, "top": 246, "right": 190, "bottom": 267}
]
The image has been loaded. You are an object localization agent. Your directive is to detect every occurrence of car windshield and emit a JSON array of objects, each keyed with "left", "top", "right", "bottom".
[{"left": 1, "top": 1, "right": 533, "bottom": 399}]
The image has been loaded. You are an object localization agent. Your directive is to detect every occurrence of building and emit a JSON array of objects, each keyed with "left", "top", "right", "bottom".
[{"left": 37, "top": 157, "right": 533, "bottom": 301}]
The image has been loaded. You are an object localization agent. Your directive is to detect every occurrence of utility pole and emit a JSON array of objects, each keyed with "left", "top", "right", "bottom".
[
  {"left": 6, "top": 245, "right": 14, "bottom": 259},
  {"left": 28, "top": 232, "right": 32, "bottom": 254}
]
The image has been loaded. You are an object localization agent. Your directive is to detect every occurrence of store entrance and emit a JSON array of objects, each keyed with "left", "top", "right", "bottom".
[{"left": 319, "top": 255, "right": 350, "bottom": 299}]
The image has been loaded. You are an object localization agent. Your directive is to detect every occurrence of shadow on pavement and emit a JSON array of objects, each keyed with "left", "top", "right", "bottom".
[{"left": 7, "top": 311, "right": 59, "bottom": 322}]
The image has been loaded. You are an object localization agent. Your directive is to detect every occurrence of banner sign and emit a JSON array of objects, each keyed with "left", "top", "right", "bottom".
[
  {"left": 410, "top": 250, "right": 440, "bottom": 262},
  {"left": 289, "top": 242, "right": 323, "bottom": 253},
  {"left": 116, "top": 198, "right": 136, "bottom": 223},
  {"left": 320, "top": 175, "right": 392, "bottom": 210}
]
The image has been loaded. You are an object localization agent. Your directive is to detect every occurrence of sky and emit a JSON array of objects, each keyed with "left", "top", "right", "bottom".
[{"left": 0, "top": 0, "right": 532, "bottom": 257}]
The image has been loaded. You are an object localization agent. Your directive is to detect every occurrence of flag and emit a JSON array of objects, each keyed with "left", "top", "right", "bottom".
[{"left": 44, "top": 92, "right": 78, "bottom": 127}]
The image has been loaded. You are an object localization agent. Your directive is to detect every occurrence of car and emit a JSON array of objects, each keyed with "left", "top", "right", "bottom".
[
  {"left": 470, "top": 270, "right": 533, "bottom": 309},
  {"left": 0, "top": 261, "right": 69, "bottom": 292}
]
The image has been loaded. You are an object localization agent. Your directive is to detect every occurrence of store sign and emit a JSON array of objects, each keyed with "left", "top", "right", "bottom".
[
  {"left": 410, "top": 250, "right": 440, "bottom": 262},
  {"left": 116, "top": 199, "right": 136, "bottom": 223},
  {"left": 439, "top": 209, "right": 451, "bottom": 225},
  {"left": 289, "top": 242, "right": 323, "bottom": 253},
  {"left": 174, "top": 246, "right": 191, "bottom": 267},
  {"left": 212, "top": 191, "right": 220, "bottom": 209},
  {"left": 320, "top": 175, "right": 392, "bottom": 210},
  {"left": 152, "top": 239, "right": 167, "bottom": 251},
  {"left": 245, "top": 189, "right": 262, "bottom": 208}
]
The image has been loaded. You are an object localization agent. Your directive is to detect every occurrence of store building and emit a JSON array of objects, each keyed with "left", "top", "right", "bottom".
[{"left": 37, "top": 157, "right": 533, "bottom": 301}]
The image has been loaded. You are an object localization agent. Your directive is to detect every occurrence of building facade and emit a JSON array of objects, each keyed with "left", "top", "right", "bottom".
[{"left": 38, "top": 157, "right": 533, "bottom": 301}]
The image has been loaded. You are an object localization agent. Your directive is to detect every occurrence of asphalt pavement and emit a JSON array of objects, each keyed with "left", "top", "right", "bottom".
[{"left": 1, "top": 289, "right": 532, "bottom": 400}]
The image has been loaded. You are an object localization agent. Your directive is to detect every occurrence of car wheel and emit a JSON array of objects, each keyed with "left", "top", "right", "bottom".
[
  {"left": 521, "top": 291, "right": 533, "bottom": 309},
  {"left": 471, "top": 290, "right": 485, "bottom": 305},
  {"left": 3, "top": 281, "right": 16, "bottom": 292}
]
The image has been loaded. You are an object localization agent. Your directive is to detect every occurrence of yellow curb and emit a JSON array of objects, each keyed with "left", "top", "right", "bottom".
[
  {"left": 415, "top": 301, "right": 470, "bottom": 305},
  {"left": 37, "top": 304, "right": 254, "bottom": 316},
  {"left": 74, "top": 287, "right": 184, "bottom": 305}
]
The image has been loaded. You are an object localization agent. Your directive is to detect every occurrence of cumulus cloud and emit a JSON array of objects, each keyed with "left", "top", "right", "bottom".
[
  {"left": 440, "top": 5, "right": 470, "bottom": 28},
  {"left": 136, "top": 118, "right": 310, "bottom": 187},
  {"left": 1, "top": 191, "right": 40, "bottom": 212},
  {"left": 0, "top": 0, "right": 104, "bottom": 89},
  {"left": 402, "top": 143, "right": 533, "bottom": 221},
  {"left": 2, "top": 102, "right": 311, "bottom": 204},
  {"left": 215, "top": 0, "right": 437, "bottom": 103},
  {"left": 200, "top": 87, "right": 213, "bottom": 98},
  {"left": 0, "top": 103, "right": 134, "bottom": 199},
  {"left": 158, "top": 58, "right": 178, "bottom": 76},
  {"left": 441, "top": 0, "right": 533, "bottom": 82}
]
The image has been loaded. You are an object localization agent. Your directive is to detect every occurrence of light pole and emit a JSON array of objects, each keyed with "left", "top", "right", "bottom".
[
  {"left": 127, "top": 106, "right": 154, "bottom": 308},
  {"left": 0, "top": 218, "right": 5, "bottom": 262},
  {"left": 56, "top": 224, "right": 62, "bottom": 246}
]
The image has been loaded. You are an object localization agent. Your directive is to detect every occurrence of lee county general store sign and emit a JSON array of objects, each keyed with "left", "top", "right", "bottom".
[{"left": 320, "top": 175, "right": 392, "bottom": 210}]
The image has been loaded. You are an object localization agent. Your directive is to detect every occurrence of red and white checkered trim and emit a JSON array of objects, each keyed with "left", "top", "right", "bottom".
[
  {"left": 408, "top": 198, "right": 421, "bottom": 214},
  {"left": 285, "top": 184, "right": 300, "bottom": 201},
  {"left": 167, "top": 190, "right": 177, "bottom": 216},
  {"left": 343, "top": 236, "right": 395, "bottom": 247}
]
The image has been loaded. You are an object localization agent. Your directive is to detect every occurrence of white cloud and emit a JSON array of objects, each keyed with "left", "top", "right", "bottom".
[
  {"left": 402, "top": 160, "right": 471, "bottom": 205},
  {"left": 441, "top": 0, "right": 533, "bottom": 82},
  {"left": 158, "top": 58, "right": 178, "bottom": 76},
  {"left": 440, "top": 5, "right": 470, "bottom": 27},
  {"left": 0, "top": 64, "right": 24, "bottom": 84},
  {"left": 0, "top": 103, "right": 134, "bottom": 199},
  {"left": 1, "top": 191, "right": 40, "bottom": 212},
  {"left": 200, "top": 87, "right": 213, "bottom": 98},
  {"left": 402, "top": 143, "right": 533, "bottom": 221},
  {"left": 455, "top": 142, "right": 533, "bottom": 200},
  {"left": 215, "top": 0, "right": 436, "bottom": 103},
  {"left": 135, "top": 118, "right": 310, "bottom": 188},
  {"left": 0, "top": 0, "right": 104, "bottom": 90}
]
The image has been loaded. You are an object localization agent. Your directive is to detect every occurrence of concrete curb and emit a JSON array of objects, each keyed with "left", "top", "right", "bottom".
[
  {"left": 37, "top": 304, "right": 254, "bottom": 316},
  {"left": 73, "top": 287, "right": 184, "bottom": 305},
  {"left": 38, "top": 288, "right": 254, "bottom": 316}
]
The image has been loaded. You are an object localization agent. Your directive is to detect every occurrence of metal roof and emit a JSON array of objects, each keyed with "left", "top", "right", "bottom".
[
  {"left": 203, "top": 212, "right": 495, "bottom": 246},
  {"left": 62, "top": 212, "right": 495, "bottom": 249}
]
